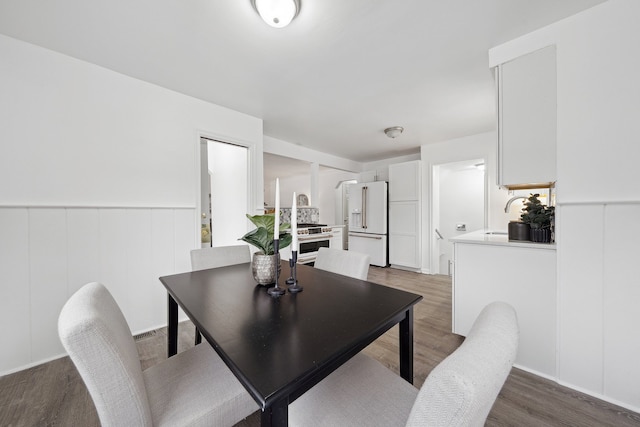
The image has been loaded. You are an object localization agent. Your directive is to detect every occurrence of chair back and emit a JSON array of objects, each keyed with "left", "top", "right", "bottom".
[
  {"left": 314, "top": 247, "right": 370, "bottom": 280},
  {"left": 58, "top": 282, "right": 152, "bottom": 427},
  {"left": 405, "top": 301, "right": 519, "bottom": 427},
  {"left": 190, "top": 245, "right": 251, "bottom": 271}
]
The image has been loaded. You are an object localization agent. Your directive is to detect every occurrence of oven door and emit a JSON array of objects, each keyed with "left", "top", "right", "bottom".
[{"left": 297, "top": 236, "right": 331, "bottom": 264}]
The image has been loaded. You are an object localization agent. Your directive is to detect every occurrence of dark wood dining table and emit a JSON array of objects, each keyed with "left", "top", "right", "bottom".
[{"left": 159, "top": 260, "right": 422, "bottom": 427}]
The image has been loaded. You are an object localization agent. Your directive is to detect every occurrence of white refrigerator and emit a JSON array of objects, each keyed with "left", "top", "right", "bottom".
[{"left": 348, "top": 181, "right": 388, "bottom": 267}]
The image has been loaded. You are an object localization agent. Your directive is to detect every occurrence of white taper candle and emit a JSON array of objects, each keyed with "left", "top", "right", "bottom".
[
  {"left": 292, "top": 192, "right": 298, "bottom": 249},
  {"left": 274, "top": 178, "right": 280, "bottom": 240}
]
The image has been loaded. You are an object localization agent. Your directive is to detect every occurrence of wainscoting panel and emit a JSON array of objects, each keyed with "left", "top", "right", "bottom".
[
  {"left": 0, "top": 208, "right": 31, "bottom": 373},
  {"left": 603, "top": 204, "right": 640, "bottom": 405},
  {"left": 67, "top": 208, "right": 101, "bottom": 296},
  {"left": 29, "top": 208, "right": 68, "bottom": 361},
  {"left": 557, "top": 204, "right": 605, "bottom": 393},
  {"left": 0, "top": 206, "right": 197, "bottom": 375}
]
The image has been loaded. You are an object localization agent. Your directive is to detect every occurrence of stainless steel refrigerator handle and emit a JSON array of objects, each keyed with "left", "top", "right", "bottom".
[
  {"left": 362, "top": 186, "right": 367, "bottom": 229},
  {"left": 435, "top": 229, "right": 444, "bottom": 240},
  {"left": 349, "top": 233, "right": 382, "bottom": 240}
]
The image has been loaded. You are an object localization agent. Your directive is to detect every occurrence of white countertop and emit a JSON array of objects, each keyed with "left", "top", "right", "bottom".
[{"left": 450, "top": 229, "right": 556, "bottom": 250}]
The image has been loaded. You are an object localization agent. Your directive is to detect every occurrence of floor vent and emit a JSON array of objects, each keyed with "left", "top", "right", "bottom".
[{"left": 133, "top": 330, "right": 158, "bottom": 341}]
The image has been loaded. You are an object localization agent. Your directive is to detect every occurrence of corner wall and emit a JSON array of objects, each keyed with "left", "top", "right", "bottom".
[
  {"left": 489, "top": 0, "right": 640, "bottom": 411},
  {"left": 0, "top": 34, "right": 263, "bottom": 374}
]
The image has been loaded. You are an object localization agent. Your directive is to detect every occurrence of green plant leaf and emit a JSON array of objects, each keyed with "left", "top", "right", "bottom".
[
  {"left": 239, "top": 227, "right": 270, "bottom": 253},
  {"left": 240, "top": 214, "right": 292, "bottom": 255}
]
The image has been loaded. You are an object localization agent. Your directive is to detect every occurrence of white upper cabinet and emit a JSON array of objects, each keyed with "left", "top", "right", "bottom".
[
  {"left": 389, "top": 160, "right": 421, "bottom": 201},
  {"left": 497, "top": 45, "right": 557, "bottom": 188}
]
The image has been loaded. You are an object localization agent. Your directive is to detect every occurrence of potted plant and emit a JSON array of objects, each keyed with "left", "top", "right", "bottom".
[
  {"left": 520, "top": 193, "right": 555, "bottom": 243},
  {"left": 239, "top": 214, "right": 292, "bottom": 285}
]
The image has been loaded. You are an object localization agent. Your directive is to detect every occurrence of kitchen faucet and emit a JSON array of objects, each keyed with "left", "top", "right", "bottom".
[{"left": 504, "top": 196, "right": 527, "bottom": 213}]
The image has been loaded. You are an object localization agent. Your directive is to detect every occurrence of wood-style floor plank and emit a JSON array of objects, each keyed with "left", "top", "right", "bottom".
[{"left": 1, "top": 267, "right": 638, "bottom": 426}]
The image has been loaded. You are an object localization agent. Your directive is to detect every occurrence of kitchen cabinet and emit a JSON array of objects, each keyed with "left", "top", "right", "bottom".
[
  {"left": 389, "top": 161, "right": 421, "bottom": 270},
  {"left": 497, "top": 45, "right": 556, "bottom": 188},
  {"left": 330, "top": 226, "right": 343, "bottom": 250},
  {"left": 389, "top": 160, "right": 420, "bottom": 201},
  {"left": 452, "top": 236, "right": 556, "bottom": 378}
]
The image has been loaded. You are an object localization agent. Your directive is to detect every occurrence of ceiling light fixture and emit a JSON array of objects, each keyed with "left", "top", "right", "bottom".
[
  {"left": 384, "top": 126, "right": 404, "bottom": 139},
  {"left": 251, "top": 0, "right": 300, "bottom": 28}
]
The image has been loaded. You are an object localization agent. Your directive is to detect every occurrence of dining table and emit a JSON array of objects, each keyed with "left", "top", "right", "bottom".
[{"left": 159, "top": 259, "right": 422, "bottom": 427}]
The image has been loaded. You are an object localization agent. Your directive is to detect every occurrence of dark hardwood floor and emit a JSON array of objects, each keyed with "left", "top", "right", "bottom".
[{"left": 1, "top": 267, "right": 639, "bottom": 426}]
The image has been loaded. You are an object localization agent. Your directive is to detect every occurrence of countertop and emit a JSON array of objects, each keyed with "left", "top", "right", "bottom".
[{"left": 450, "top": 229, "right": 556, "bottom": 250}]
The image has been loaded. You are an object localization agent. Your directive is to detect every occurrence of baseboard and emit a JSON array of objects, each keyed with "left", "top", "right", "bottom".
[
  {"left": 390, "top": 264, "right": 422, "bottom": 273},
  {"left": 555, "top": 378, "right": 640, "bottom": 415},
  {"left": 512, "top": 363, "right": 640, "bottom": 414},
  {"left": 0, "top": 352, "right": 67, "bottom": 377}
]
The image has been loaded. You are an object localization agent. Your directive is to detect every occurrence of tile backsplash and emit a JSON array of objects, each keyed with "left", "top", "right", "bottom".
[{"left": 280, "top": 207, "right": 319, "bottom": 225}]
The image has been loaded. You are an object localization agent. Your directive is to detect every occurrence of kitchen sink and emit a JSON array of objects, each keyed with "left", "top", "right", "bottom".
[{"left": 485, "top": 231, "right": 508, "bottom": 235}]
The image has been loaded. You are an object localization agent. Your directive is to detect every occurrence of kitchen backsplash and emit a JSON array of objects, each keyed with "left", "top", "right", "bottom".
[{"left": 280, "top": 207, "right": 319, "bottom": 224}]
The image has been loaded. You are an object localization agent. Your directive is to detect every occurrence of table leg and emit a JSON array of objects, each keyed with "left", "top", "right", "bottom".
[
  {"left": 168, "top": 294, "right": 178, "bottom": 358},
  {"left": 260, "top": 398, "right": 288, "bottom": 427},
  {"left": 399, "top": 307, "right": 414, "bottom": 384}
]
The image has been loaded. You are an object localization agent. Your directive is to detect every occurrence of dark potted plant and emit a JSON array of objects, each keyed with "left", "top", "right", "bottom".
[
  {"left": 520, "top": 194, "right": 555, "bottom": 243},
  {"left": 239, "top": 214, "right": 292, "bottom": 285}
]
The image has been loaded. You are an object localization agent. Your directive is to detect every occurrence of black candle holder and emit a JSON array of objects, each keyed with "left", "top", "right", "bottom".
[
  {"left": 267, "top": 239, "right": 286, "bottom": 297},
  {"left": 288, "top": 251, "right": 303, "bottom": 293},
  {"left": 285, "top": 257, "right": 295, "bottom": 285}
]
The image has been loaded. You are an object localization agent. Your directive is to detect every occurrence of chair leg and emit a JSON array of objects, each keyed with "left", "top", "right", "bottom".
[{"left": 195, "top": 327, "right": 202, "bottom": 345}]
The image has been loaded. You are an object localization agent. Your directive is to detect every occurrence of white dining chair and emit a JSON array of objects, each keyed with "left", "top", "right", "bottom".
[
  {"left": 190, "top": 245, "right": 251, "bottom": 344},
  {"left": 289, "top": 301, "right": 519, "bottom": 427},
  {"left": 58, "top": 282, "right": 258, "bottom": 427},
  {"left": 313, "top": 247, "right": 370, "bottom": 280},
  {"left": 190, "top": 245, "right": 251, "bottom": 271}
]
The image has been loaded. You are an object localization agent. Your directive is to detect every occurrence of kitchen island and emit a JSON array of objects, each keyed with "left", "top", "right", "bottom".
[{"left": 451, "top": 229, "right": 557, "bottom": 379}]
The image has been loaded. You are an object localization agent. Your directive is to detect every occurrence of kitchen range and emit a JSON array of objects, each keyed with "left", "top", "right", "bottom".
[
  {"left": 279, "top": 223, "right": 343, "bottom": 265},
  {"left": 295, "top": 223, "right": 332, "bottom": 264}
]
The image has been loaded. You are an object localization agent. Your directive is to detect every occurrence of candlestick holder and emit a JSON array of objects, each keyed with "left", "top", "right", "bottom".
[
  {"left": 285, "top": 257, "right": 295, "bottom": 285},
  {"left": 267, "top": 239, "right": 286, "bottom": 297},
  {"left": 288, "top": 251, "right": 303, "bottom": 293}
]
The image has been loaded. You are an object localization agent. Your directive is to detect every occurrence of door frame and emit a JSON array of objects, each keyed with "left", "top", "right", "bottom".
[
  {"left": 194, "top": 130, "right": 262, "bottom": 248},
  {"left": 430, "top": 158, "right": 488, "bottom": 275}
]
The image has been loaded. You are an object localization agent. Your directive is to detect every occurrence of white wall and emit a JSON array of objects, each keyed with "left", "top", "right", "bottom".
[
  {"left": 265, "top": 168, "right": 358, "bottom": 226},
  {"left": 263, "top": 136, "right": 361, "bottom": 225},
  {"left": 489, "top": 0, "right": 640, "bottom": 411},
  {"left": 318, "top": 168, "right": 359, "bottom": 225},
  {"left": 0, "top": 34, "right": 263, "bottom": 374}
]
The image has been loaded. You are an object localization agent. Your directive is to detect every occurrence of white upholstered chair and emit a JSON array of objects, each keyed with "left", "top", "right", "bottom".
[
  {"left": 190, "top": 245, "right": 251, "bottom": 344},
  {"left": 190, "top": 245, "right": 251, "bottom": 271},
  {"left": 313, "top": 247, "right": 370, "bottom": 280},
  {"left": 58, "top": 282, "right": 258, "bottom": 427},
  {"left": 289, "top": 301, "right": 519, "bottom": 427}
]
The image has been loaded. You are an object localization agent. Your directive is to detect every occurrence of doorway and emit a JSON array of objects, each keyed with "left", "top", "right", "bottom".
[
  {"left": 200, "top": 138, "right": 249, "bottom": 248},
  {"left": 432, "top": 159, "right": 486, "bottom": 275}
]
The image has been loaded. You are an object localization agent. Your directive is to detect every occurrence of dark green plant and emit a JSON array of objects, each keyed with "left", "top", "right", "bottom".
[
  {"left": 239, "top": 214, "right": 292, "bottom": 255},
  {"left": 520, "top": 193, "right": 555, "bottom": 230}
]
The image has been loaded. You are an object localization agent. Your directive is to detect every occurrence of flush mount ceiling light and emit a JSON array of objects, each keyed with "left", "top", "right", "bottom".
[
  {"left": 251, "top": 0, "right": 300, "bottom": 28},
  {"left": 384, "top": 126, "right": 404, "bottom": 139}
]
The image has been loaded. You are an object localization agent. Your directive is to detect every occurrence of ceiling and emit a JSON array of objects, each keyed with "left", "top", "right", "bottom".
[{"left": 0, "top": 0, "right": 606, "bottom": 162}]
